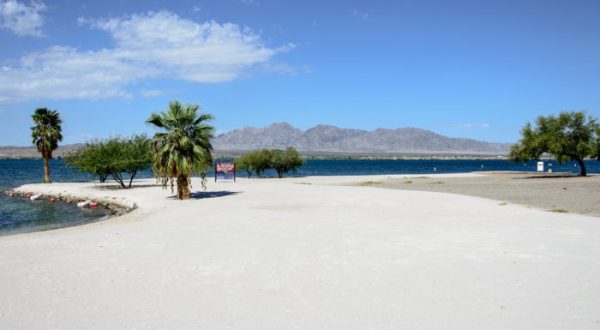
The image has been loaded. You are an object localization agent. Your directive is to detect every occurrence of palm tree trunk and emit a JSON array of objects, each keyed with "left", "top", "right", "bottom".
[
  {"left": 177, "top": 175, "right": 191, "bottom": 200},
  {"left": 176, "top": 176, "right": 183, "bottom": 199},
  {"left": 43, "top": 156, "right": 51, "bottom": 183}
]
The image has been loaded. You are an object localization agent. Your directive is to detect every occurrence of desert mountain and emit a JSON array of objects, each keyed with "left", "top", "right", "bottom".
[
  {"left": 1, "top": 123, "right": 511, "bottom": 158},
  {"left": 212, "top": 122, "right": 511, "bottom": 155}
]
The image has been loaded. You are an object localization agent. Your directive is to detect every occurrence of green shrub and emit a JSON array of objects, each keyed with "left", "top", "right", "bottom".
[
  {"left": 235, "top": 147, "right": 304, "bottom": 178},
  {"left": 65, "top": 135, "right": 152, "bottom": 188}
]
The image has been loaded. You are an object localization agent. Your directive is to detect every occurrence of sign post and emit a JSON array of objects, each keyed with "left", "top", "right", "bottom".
[
  {"left": 215, "top": 162, "right": 236, "bottom": 182},
  {"left": 537, "top": 161, "right": 544, "bottom": 172}
]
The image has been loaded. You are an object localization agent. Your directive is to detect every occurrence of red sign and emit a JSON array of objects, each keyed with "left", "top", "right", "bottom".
[
  {"left": 215, "top": 162, "right": 236, "bottom": 182},
  {"left": 216, "top": 162, "right": 235, "bottom": 172}
]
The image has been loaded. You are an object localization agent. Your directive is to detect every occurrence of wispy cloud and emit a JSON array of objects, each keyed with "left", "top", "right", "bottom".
[
  {"left": 139, "top": 88, "right": 173, "bottom": 98},
  {"left": 262, "top": 62, "right": 310, "bottom": 76},
  {"left": 0, "top": 0, "right": 46, "bottom": 36},
  {"left": 0, "top": 10, "right": 294, "bottom": 103},
  {"left": 239, "top": 0, "right": 259, "bottom": 6},
  {"left": 352, "top": 9, "right": 369, "bottom": 20}
]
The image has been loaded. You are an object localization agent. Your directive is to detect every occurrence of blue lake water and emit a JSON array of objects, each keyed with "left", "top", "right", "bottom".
[
  {"left": 1, "top": 158, "right": 599, "bottom": 235},
  {"left": 0, "top": 159, "right": 123, "bottom": 235}
]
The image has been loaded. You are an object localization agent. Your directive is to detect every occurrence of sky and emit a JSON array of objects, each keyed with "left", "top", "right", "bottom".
[{"left": 0, "top": 0, "right": 598, "bottom": 145}]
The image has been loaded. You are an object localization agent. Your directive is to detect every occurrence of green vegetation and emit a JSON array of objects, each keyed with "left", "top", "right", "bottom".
[
  {"left": 359, "top": 180, "right": 382, "bottom": 186},
  {"left": 65, "top": 135, "right": 152, "bottom": 188},
  {"left": 549, "top": 208, "right": 568, "bottom": 213},
  {"left": 236, "top": 149, "right": 272, "bottom": 177},
  {"left": 509, "top": 111, "right": 600, "bottom": 176},
  {"left": 271, "top": 148, "right": 304, "bottom": 178},
  {"left": 235, "top": 147, "right": 304, "bottom": 178},
  {"left": 146, "top": 101, "right": 215, "bottom": 200},
  {"left": 31, "top": 108, "right": 63, "bottom": 183}
]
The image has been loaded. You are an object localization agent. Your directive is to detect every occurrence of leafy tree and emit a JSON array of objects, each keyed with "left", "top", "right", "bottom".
[
  {"left": 254, "top": 149, "right": 273, "bottom": 177},
  {"left": 235, "top": 154, "right": 254, "bottom": 178},
  {"left": 65, "top": 140, "right": 111, "bottom": 183},
  {"left": 509, "top": 111, "right": 600, "bottom": 176},
  {"left": 271, "top": 147, "right": 304, "bottom": 178},
  {"left": 104, "top": 135, "right": 152, "bottom": 188},
  {"left": 235, "top": 147, "right": 304, "bottom": 178},
  {"left": 65, "top": 135, "right": 152, "bottom": 188},
  {"left": 146, "top": 101, "right": 215, "bottom": 200},
  {"left": 31, "top": 108, "right": 63, "bottom": 183}
]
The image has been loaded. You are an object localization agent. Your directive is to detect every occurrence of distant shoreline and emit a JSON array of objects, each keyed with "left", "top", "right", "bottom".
[{"left": 0, "top": 149, "right": 510, "bottom": 160}]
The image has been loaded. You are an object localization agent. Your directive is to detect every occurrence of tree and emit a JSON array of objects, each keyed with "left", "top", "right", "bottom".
[
  {"left": 271, "top": 147, "right": 304, "bottom": 178},
  {"left": 31, "top": 108, "right": 63, "bottom": 183},
  {"left": 65, "top": 135, "right": 152, "bottom": 188},
  {"left": 235, "top": 154, "right": 254, "bottom": 178},
  {"left": 65, "top": 139, "right": 111, "bottom": 183},
  {"left": 235, "top": 147, "right": 304, "bottom": 178},
  {"left": 253, "top": 149, "right": 273, "bottom": 177},
  {"left": 509, "top": 111, "right": 600, "bottom": 176},
  {"left": 235, "top": 149, "right": 272, "bottom": 177},
  {"left": 146, "top": 101, "right": 215, "bottom": 200}
]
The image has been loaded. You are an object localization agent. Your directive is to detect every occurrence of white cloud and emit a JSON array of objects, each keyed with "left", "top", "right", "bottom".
[
  {"left": 139, "top": 88, "right": 171, "bottom": 97},
  {"left": 0, "top": 0, "right": 46, "bottom": 36},
  {"left": 352, "top": 9, "right": 368, "bottom": 20},
  {"left": 239, "top": 0, "right": 259, "bottom": 5},
  {"left": 0, "top": 10, "right": 293, "bottom": 103}
]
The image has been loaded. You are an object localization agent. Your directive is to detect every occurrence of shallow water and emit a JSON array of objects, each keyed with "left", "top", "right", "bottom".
[
  {"left": 0, "top": 159, "right": 117, "bottom": 235},
  {"left": 0, "top": 195, "right": 110, "bottom": 236}
]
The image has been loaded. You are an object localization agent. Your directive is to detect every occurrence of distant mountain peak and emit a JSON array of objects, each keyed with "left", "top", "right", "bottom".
[
  {"left": 213, "top": 123, "right": 510, "bottom": 155},
  {"left": 267, "top": 122, "right": 295, "bottom": 129}
]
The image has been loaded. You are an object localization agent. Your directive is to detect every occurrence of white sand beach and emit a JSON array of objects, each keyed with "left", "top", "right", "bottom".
[{"left": 2, "top": 174, "right": 600, "bottom": 329}]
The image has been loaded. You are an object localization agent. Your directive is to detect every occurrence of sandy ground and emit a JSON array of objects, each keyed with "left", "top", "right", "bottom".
[
  {"left": 350, "top": 173, "right": 600, "bottom": 217},
  {"left": 1, "top": 174, "right": 600, "bottom": 329}
]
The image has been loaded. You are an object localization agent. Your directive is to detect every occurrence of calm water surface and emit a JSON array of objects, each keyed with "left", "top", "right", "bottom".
[{"left": 0, "top": 159, "right": 114, "bottom": 235}]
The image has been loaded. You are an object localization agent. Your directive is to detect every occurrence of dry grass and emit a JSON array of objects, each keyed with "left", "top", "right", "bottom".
[
  {"left": 359, "top": 181, "right": 383, "bottom": 186},
  {"left": 549, "top": 208, "right": 568, "bottom": 213}
]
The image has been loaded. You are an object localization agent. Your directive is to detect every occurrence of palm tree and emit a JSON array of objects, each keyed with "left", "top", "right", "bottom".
[
  {"left": 146, "top": 101, "right": 215, "bottom": 200},
  {"left": 31, "top": 108, "right": 63, "bottom": 183}
]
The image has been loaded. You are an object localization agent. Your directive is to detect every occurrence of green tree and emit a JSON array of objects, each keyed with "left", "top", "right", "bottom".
[
  {"left": 509, "top": 111, "right": 599, "bottom": 176},
  {"left": 271, "top": 147, "right": 304, "bottom": 178},
  {"left": 31, "top": 108, "right": 63, "bottom": 183},
  {"left": 253, "top": 149, "right": 273, "bottom": 177},
  {"left": 65, "top": 139, "right": 111, "bottom": 183},
  {"left": 146, "top": 101, "right": 215, "bottom": 200},
  {"left": 65, "top": 135, "right": 152, "bottom": 188},
  {"left": 235, "top": 153, "right": 254, "bottom": 178},
  {"left": 235, "top": 147, "right": 304, "bottom": 178}
]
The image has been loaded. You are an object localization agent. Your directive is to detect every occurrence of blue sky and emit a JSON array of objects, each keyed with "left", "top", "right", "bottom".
[{"left": 0, "top": 0, "right": 598, "bottom": 145}]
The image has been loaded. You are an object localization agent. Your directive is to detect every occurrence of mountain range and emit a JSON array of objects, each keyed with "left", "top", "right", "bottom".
[
  {"left": 0, "top": 123, "right": 512, "bottom": 158},
  {"left": 213, "top": 123, "right": 511, "bottom": 155}
]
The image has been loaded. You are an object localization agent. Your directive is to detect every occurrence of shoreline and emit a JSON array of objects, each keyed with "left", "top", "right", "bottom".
[
  {"left": 2, "top": 189, "right": 134, "bottom": 216},
  {"left": 2, "top": 173, "right": 600, "bottom": 328},
  {"left": 3, "top": 170, "right": 598, "bottom": 234}
]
